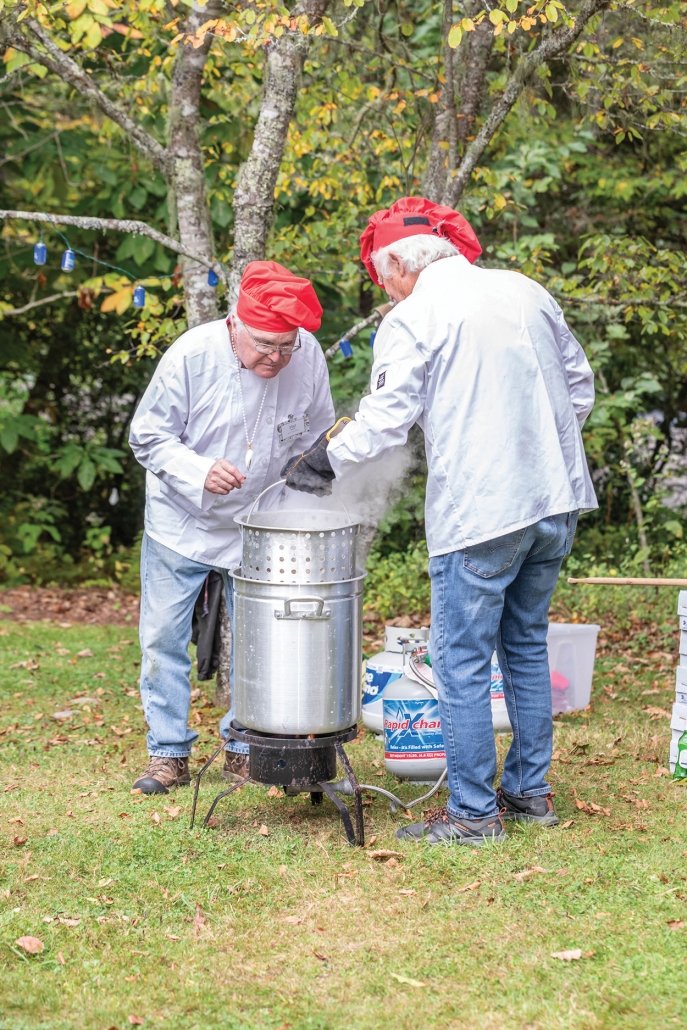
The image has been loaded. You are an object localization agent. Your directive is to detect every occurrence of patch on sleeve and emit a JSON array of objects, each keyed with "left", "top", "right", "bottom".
[{"left": 376, "top": 371, "right": 386, "bottom": 390}]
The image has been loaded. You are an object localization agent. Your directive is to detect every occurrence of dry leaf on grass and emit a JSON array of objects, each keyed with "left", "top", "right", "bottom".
[
  {"left": 128, "top": 1018, "right": 144, "bottom": 1026},
  {"left": 166, "top": 934, "right": 181, "bottom": 941},
  {"left": 551, "top": 949, "right": 582, "bottom": 961},
  {"left": 283, "top": 915, "right": 303, "bottom": 925},
  {"left": 151, "top": 812, "right": 161, "bottom": 825},
  {"left": 58, "top": 917, "right": 80, "bottom": 927},
  {"left": 76, "top": 649, "right": 94, "bottom": 658},
  {"left": 313, "top": 950, "right": 327, "bottom": 961},
  {"left": 574, "top": 799, "right": 611, "bottom": 817},
  {"left": 193, "top": 902, "right": 206, "bottom": 934},
  {"left": 368, "top": 849, "right": 403, "bottom": 862},
  {"left": 654, "top": 768, "right": 671, "bottom": 778},
  {"left": 15, "top": 936, "right": 43, "bottom": 954},
  {"left": 258, "top": 824, "right": 269, "bottom": 836},
  {"left": 207, "top": 817, "right": 219, "bottom": 828},
  {"left": 560, "top": 820, "right": 574, "bottom": 829},
  {"left": 13, "top": 836, "right": 27, "bottom": 846},
  {"left": 457, "top": 880, "right": 481, "bottom": 893},
  {"left": 164, "top": 806, "right": 181, "bottom": 819},
  {"left": 267, "top": 785, "right": 284, "bottom": 798},
  {"left": 513, "top": 866, "right": 546, "bottom": 882},
  {"left": 9, "top": 817, "right": 24, "bottom": 825},
  {"left": 362, "top": 835, "right": 378, "bottom": 849},
  {"left": 667, "top": 919, "right": 685, "bottom": 930},
  {"left": 398, "top": 889, "right": 416, "bottom": 896},
  {"left": 390, "top": 973, "right": 425, "bottom": 987}
]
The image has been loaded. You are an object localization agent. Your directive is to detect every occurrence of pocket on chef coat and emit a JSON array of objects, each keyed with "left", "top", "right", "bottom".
[{"left": 463, "top": 527, "right": 527, "bottom": 578}]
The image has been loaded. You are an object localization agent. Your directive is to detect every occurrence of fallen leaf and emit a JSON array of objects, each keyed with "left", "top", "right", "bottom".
[
  {"left": 668, "top": 919, "right": 685, "bottom": 930},
  {"left": 57, "top": 951, "right": 65, "bottom": 965},
  {"left": 58, "top": 917, "right": 80, "bottom": 927},
  {"left": 258, "top": 824, "right": 269, "bottom": 836},
  {"left": 267, "top": 785, "right": 283, "bottom": 798},
  {"left": 128, "top": 1018, "right": 144, "bottom": 1026},
  {"left": 164, "top": 806, "right": 181, "bottom": 819},
  {"left": 3, "top": 783, "right": 19, "bottom": 793},
  {"left": 206, "top": 817, "right": 218, "bottom": 828},
  {"left": 362, "top": 835, "right": 378, "bottom": 849},
  {"left": 654, "top": 768, "right": 671, "bottom": 778},
  {"left": 551, "top": 949, "right": 582, "bottom": 961},
  {"left": 15, "top": 935, "right": 43, "bottom": 954},
  {"left": 283, "top": 915, "right": 303, "bottom": 925},
  {"left": 166, "top": 934, "right": 180, "bottom": 941},
  {"left": 560, "top": 820, "right": 574, "bottom": 829},
  {"left": 457, "top": 880, "right": 481, "bottom": 892},
  {"left": 151, "top": 812, "right": 161, "bottom": 825},
  {"left": 9, "top": 817, "right": 24, "bottom": 825},
  {"left": 513, "top": 866, "right": 546, "bottom": 882},
  {"left": 130, "top": 788, "right": 142, "bottom": 796},
  {"left": 398, "top": 889, "right": 416, "bottom": 896},
  {"left": 13, "top": 836, "right": 27, "bottom": 846},
  {"left": 193, "top": 902, "right": 206, "bottom": 934},
  {"left": 24, "top": 875, "right": 38, "bottom": 882},
  {"left": 278, "top": 864, "right": 287, "bottom": 876},
  {"left": 119, "top": 813, "right": 130, "bottom": 819},
  {"left": 556, "top": 868, "right": 569, "bottom": 875},
  {"left": 421, "top": 892, "right": 431, "bottom": 910},
  {"left": 390, "top": 972, "right": 425, "bottom": 987},
  {"left": 313, "top": 950, "right": 327, "bottom": 961},
  {"left": 76, "top": 649, "right": 94, "bottom": 658},
  {"left": 385, "top": 858, "right": 399, "bottom": 868},
  {"left": 368, "top": 849, "right": 404, "bottom": 862},
  {"left": 93, "top": 672, "right": 106, "bottom": 679}
]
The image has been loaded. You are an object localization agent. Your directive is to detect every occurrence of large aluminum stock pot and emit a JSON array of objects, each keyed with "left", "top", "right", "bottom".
[{"left": 231, "top": 570, "right": 365, "bottom": 735}]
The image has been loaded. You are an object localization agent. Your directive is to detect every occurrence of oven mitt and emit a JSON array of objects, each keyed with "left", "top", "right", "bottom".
[{"left": 281, "top": 417, "right": 351, "bottom": 495}]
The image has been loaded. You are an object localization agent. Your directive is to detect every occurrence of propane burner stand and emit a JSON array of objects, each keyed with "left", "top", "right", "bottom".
[{"left": 190, "top": 722, "right": 365, "bottom": 846}]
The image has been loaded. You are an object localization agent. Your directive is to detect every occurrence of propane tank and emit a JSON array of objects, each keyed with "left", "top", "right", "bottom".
[
  {"left": 383, "top": 672, "right": 446, "bottom": 783},
  {"left": 363, "top": 625, "right": 429, "bottom": 733},
  {"left": 490, "top": 653, "right": 512, "bottom": 733}
]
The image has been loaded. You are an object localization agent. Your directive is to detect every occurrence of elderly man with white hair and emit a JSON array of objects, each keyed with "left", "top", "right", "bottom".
[{"left": 282, "top": 196, "right": 598, "bottom": 846}]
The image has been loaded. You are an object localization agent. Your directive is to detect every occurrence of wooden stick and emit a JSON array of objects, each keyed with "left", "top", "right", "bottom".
[{"left": 568, "top": 577, "right": 687, "bottom": 587}]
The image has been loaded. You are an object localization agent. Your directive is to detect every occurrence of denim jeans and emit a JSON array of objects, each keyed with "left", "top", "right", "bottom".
[
  {"left": 429, "top": 511, "right": 578, "bottom": 820},
  {"left": 139, "top": 533, "right": 235, "bottom": 758}
]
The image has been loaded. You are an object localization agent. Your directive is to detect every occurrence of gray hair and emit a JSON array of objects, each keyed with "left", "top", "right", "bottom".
[{"left": 372, "top": 233, "right": 459, "bottom": 281}]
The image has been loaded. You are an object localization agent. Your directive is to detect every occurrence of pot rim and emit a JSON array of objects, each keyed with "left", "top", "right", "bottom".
[
  {"left": 231, "top": 567, "right": 367, "bottom": 586},
  {"left": 234, "top": 509, "right": 363, "bottom": 532}
]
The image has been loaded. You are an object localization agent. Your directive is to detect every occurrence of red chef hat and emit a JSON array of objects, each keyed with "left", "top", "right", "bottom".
[
  {"left": 360, "top": 196, "right": 482, "bottom": 287},
  {"left": 236, "top": 260, "right": 323, "bottom": 333}
]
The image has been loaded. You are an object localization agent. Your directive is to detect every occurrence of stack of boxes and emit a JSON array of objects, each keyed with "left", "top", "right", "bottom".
[{"left": 670, "top": 591, "right": 687, "bottom": 773}]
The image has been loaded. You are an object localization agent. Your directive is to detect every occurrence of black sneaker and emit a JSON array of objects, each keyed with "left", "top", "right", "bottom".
[
  {"left": 396, "top": 806, "right": 507, "bottom": 846},
  {"left": 497, "top": 787, "right": 559, "bottom": 826}
]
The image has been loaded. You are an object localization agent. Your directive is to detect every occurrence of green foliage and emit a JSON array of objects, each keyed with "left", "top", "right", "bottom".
[{"left": 365, "top": 541, "right": 431, "bottom": 620}]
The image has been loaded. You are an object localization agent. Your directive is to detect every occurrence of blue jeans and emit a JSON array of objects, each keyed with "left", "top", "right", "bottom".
[
  {"left": 139, "top": 533, "right": 235, "bottom": 758},
  {"left": 429, "top": 511, "right": 578, "bottom": 820}
]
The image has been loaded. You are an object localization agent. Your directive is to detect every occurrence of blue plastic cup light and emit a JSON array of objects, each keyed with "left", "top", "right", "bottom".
[
  {"left": 339, "top": 338, "right": 353, "bottom": 358},
  {"left": 61, "top": 248, "right": 75, "bottom": 272},
  {"left": 369, "top": 331, "right": 376, "bottom": 348},
  {"left": 133, "top": 284, "right": 146, "bottom": 308},
  {"left": 33, "top": 242, "right": 47, "bottom": 266},
  {"left": 207, "top": 268, "right": 219, "bottom": 287}
]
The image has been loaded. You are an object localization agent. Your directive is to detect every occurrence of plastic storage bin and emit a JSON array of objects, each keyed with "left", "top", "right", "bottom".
[{"left": 547, "top": 622, "right": 600, "bottom": 714}]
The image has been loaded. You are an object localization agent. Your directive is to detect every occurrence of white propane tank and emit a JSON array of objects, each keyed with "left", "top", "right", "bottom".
[
  {"left": 490, "top": 653, "right": 512, "bottom": 734},
  {"left": 383, "top": 673, "right": 447, "bottom": 782},
  {"left": 363, "top": 625, "right": 429, "bottom": 733}
]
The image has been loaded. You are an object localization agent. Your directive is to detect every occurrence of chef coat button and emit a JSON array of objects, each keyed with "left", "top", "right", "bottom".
[
  {"left": 261, "top": 458, "right": 268, "bottom": 466},
  {"left": 267, "top": 416, "right": 273, "bottom": 424},
  {"left": 232, "top": 418, "right": 240, "bottom": 426}
]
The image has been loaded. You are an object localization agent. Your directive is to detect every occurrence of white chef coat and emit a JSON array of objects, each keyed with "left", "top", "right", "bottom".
[
  {"left": 328, "top": 254, "right": 598, "bottom": 557},
  {"left": 129, "top": 318, "right": 335, "bottom": 568}
]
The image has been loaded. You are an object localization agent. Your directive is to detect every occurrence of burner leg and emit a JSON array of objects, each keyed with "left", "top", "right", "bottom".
[
  {"left": 319, "top": 780, "right": 356, "bottom": 846},
  {"left": 202, "top": 775, "right": 252, "bottom": 827},
  {"left": 336, "top": 742, "right": 365, "bottom": 847},
  {"left": 310, "top": 791, "right": 323, "bottom": 806},
  {"left": 190, "top": 740, "right": 227, "bottom": 829}
]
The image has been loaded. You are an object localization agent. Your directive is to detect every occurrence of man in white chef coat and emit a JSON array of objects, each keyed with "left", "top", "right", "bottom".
[
  {"left": 129, "top": 261, "right": 334, "bottom": 794},
  {"left": 283, "top": 197, "right": 598, "bottom": 845}
]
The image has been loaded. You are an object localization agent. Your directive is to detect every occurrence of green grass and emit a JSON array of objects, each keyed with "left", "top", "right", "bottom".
[{"left": 1, "top": 617, "right": 687, "bottom": 1030}]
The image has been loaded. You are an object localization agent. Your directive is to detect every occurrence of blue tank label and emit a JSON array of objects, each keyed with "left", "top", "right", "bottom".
[
  {"left": 363, "top": 668, "right": 402, "bottom": 706},
  {"left": 383, "top": 697, "right": 445, "bottom": 760},
  {"left": 490, "top": 655, "right": 504, "bottom": 701}
]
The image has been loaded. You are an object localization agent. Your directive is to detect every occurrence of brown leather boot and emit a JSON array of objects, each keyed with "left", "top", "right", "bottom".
[
  {"left": 222, "top": 750, "right": 250, "bottom": 782},
  {"left": 133, "top": 756, "right": 191, "bottom": 795}
]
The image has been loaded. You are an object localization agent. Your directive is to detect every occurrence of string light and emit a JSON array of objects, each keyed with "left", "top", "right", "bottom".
[
  {"left": 33, "top": 229, "right": 46, "bottom": 266},
  {"left": 369, "top": 330, "right": 376, "bottom": 348},
  {"left": 207, "top": 268, "right": 219, "bottom": 287},
  {"left": 133, "top": 284, "right": 146, "bottom": 308},
  {"left": 339, "top": 338, "right": 353, "bottom": 358},
  {"left": 61, "top": 248, "right": 75, "bottom": 272}
]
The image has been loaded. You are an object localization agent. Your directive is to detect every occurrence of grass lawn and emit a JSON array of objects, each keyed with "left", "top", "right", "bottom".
[{"left": 1, "top": 607, "right": 686, "bottom": 1030}]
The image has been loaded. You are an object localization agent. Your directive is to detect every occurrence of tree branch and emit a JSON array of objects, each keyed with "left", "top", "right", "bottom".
[
  {"left": 0, "top": 210, "right": 227, "bottom": 286},
  {"left": 0, "top": 291, "right": 77, "bottom": 317},
  {"left": 323, "top": 304, "right": 393, "bottom": 360},
  {"left": 444, "top": 0, "right": 610, "bottom": 207},
  {"left": 5, "top": 16, "right": 167, "bottom": 173}
]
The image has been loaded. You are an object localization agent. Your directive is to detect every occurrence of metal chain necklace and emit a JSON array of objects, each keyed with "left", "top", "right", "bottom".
[{"left": 229, "top": 318, "right": 268, "bottom": 471}]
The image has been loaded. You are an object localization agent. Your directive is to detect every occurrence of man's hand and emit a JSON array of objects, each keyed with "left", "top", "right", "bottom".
[
  {"left": 204, "top": 460, "right": 246, "bottom": 495},
  {"left": 281, "top": 417, "right": 351, "bottom": 495}
]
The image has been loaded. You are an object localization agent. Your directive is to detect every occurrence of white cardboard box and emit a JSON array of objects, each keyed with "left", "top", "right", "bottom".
[
  {"left": 677, "top": 689, "right": 687, "bottom": 706},
  {"left": 676, "top": 666, "right": 687, "bottom": 689},
  {"left": 681, "top": 615, "right": 687, "bottom": 631},
  {"left": 678, "top": 591, "right": 687, "bottom": 616},
  {"left": 672, "top": 703, "right": 687, "bottom": 733}
]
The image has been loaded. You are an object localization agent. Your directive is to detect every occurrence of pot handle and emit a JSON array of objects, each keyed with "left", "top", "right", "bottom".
[
  {"left": 275, "top": 596, "right": 331, "bottom": 621},
  {"left": 247, "top": 479, "right": 287, "bottom": 522}
]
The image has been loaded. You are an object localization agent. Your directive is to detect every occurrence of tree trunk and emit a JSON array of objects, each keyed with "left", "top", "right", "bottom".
[
  {"left": 230, "top": 0, "right": 331, "bottom": 295},
  {"left": 168, "top": 1, "right": 223, "bottom": 328}
]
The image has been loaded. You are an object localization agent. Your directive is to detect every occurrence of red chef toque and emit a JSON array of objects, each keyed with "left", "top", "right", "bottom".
[
  {"left": 360, "top": 196, "right": 482, "bottom": 286},
  {"left": 235, "top": 260, "right": 323, "bottom": 333}
]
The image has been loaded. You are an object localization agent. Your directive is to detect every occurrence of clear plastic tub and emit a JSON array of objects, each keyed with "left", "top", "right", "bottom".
[{"left": 547, "top": 622, "right": 600, "bottom": 714}]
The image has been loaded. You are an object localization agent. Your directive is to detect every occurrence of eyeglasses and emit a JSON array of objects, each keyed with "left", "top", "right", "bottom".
[{"left": 240, "top": 320, "right": 302, "bottom": 356}]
